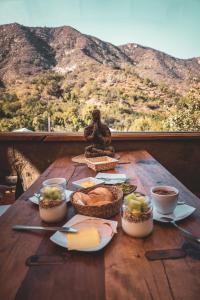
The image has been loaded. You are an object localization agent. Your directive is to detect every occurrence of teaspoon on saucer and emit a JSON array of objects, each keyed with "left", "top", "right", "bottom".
[{"left": 160, "top": 216, "right": 200, "bottom": 243}]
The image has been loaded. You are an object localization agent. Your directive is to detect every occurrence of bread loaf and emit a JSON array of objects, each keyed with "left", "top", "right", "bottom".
[{"left": 73, "top": 187, "right": 114, "bottom": 206}]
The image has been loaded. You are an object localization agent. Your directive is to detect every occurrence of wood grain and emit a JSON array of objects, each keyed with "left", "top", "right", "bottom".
[
  {"left": 0, "top": 150, "right": 200, "bottom": 300},
  {"left": 0, "top": 132, "right": 200, "bottom": 142}
]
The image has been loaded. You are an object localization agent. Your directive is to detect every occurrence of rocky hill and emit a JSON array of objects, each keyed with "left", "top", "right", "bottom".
[
  {"left": 120, "top": 43, "right": 200, "bottom": 93},
  {"left": 0, "top": 23, "right": 199, "bottom": 94},
  {"left": 0, "top": 23, "right": 132, "bottom": 82},
  {"left": 0, "top": 23, "right": 199, "bottom": 132}
]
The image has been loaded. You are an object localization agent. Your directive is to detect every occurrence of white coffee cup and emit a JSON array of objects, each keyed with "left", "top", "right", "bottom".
[
  {"left": 151, "top": 186, "right": 179, "bottom": 214},
  {"left": 42, "top": 178, "right": 67, "bottom": 189}
]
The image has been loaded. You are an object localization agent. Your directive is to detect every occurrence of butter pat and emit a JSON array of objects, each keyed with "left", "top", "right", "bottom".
[{"left": 66, "top": 227, "right": 100, "bottom": 250}]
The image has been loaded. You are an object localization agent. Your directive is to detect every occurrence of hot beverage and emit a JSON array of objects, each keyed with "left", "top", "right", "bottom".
[
  {"left": 150, "top": 185, "right": 179, "bottom": 214},
  {"left": 153, "top": 189, "right": 176, "bottom": 196}
]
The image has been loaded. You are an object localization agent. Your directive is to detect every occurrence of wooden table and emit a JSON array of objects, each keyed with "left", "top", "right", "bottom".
[{"left": 0, "top": 150, "right": 200, "bottom": 300}]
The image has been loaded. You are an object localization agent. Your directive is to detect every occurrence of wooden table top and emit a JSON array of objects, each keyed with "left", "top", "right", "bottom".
[{"left": 0, "top": 150, "right": 200, "bottom": 300}]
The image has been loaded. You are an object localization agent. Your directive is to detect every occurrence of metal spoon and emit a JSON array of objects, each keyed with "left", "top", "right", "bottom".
[
  {"left": 177, "top": 201, "right": 185, "bottom": 205},
  {"left": 160, "top": 216, "right": 200, "bottom": 243},
  {"left": 34, "top": 193, "right": 40, "bottom": 198}
]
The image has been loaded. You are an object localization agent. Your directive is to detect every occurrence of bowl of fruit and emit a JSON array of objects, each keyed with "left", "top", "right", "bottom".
[
  {"left": 39, "top": 185, "right": 67, "bottom": 223},
  {"left": 121, "top": 192, "right": 153, "bottom": 238}
]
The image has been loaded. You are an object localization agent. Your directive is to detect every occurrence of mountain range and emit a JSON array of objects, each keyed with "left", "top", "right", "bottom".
[{"left": 0, "top": 23, "right": 200, "bottom": 93}]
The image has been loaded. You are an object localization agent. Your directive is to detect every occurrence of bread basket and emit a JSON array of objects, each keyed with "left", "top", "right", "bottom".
[
  {"left": 86, "top": 156, "right": 118, "bottom": 172},
  {"left": 70, "top": 184, "right": 123, "bottom": 218}
]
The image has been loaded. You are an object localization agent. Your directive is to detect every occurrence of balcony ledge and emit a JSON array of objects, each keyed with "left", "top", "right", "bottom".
[{"left": 0, "top": 132, "right": 200, "bottom": 142}]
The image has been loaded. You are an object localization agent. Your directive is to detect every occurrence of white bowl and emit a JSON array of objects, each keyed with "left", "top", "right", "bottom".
[
  {"left": 151, "top": 185, "right": 179, "bottom": 214},
  {"left": 72, "top": 177, "right": 104, "bottom": 189},
  {"left": 42, "top": 178, "right": 67, "bottom": 189}
]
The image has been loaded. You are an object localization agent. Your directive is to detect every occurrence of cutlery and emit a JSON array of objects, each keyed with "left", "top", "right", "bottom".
[
  {"left": 177, "top": 201, "right": 185, "bottom": 205},
  {"left": 26, "top": 254, "right": 69, "bottom": 266},
  {"left": 145, "top": 241, "right": 200, "bottom": 261},
  {"left": 34, "top": 193, "right": 40, "bottom": 198},
  {"left": 12, "top": 225, "right": 78, "bottom": 233},
  {"left": 145, "top": 248, "right": 186, "bottom": 260},
  {"left": 160, "top": 216, "right": 200, "bottom": 243}
]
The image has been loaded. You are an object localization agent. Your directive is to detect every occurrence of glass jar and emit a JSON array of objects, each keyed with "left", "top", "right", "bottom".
[
  {"left": 121, "top": 194, "right": 153, "bottom": 238},
  {"left": 39, "top": 185, "right": 67, "bottom": 223}
]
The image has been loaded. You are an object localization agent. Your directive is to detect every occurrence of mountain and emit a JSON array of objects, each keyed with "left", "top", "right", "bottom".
[
  {"left": 0, "top": 23, "right": 199, "bottom": 93},
  {"left": 120, "top": 43, "right": 200, "bottom": 92},
  {"left": 0, "top": 24, "right": 199, "bottom": 132},
  {"left": 0, "top": 23, "right": 132, "bottom": 82}
]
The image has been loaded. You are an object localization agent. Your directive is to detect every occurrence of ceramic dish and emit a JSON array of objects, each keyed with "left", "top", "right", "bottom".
[
  {"left": 72, "top": 177, "right": 104, "bottom": 189},
  {"left": 153, "top": 204, "right": 195, "bottom": 222},
  {"left": 29, "top": 190, "right": 73, "bottom": 205},
  {"left": 50, "top": 214, "right": 118, "bottom": 251}
]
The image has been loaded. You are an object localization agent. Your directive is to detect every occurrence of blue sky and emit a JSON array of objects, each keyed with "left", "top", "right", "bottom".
[{"left": 0, "top": 0, "right": 199, "bottom": 58}]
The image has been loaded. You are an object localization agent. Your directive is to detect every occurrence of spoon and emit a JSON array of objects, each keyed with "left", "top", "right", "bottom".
[
  {"left": 160, "top": 216, "right": 200, "bottom": 243},
  {"left": 177, "top": 201, "right": 185, "bottom": 205}
]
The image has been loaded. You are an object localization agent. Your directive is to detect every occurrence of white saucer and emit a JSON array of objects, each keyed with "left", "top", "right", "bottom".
[
  {"left": 50, "top": 214, "right": 118, "bottom": 251},
  {"left": 29, "top": 190, "right": 73, "bottom": 205},
  {"left": 153, "top": 204, "right": 196, "bottom": 222}
]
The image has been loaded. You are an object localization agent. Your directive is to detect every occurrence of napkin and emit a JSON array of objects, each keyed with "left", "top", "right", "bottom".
[{"left": 95, "top": 173, "right": 127, "bottom": 184}]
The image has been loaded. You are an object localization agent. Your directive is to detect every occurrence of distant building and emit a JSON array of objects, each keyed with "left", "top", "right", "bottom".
[{"left": 12, "top": 128, "right": 33, "bottom": 132}]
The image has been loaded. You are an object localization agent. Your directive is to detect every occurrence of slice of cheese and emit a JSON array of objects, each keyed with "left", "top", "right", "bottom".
[{"left": 66, "top": 227, "right": 100, "bottom": 250}]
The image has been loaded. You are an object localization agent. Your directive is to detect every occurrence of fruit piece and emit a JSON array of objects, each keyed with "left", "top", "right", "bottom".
[
  {"left": 128, "top": 199, "right": 141, "bottom": 211},
  {"left": 126, "top": 193, "right": 137, "bottom": 202},
  {"left": 43, "top": 186, "right": 62, "bottom": 201},
  {"left": 141, "top": 202, "right": 149, "bottom": 212},
  {"left": 135, "top": 196, "right": 145, "bottom": 203}
]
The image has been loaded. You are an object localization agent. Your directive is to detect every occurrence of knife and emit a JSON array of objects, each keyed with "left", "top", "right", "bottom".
[
  {"left": 145, "top": 241, "right": 200, "bottom": 261},
  {"left": 12, "top": 225, "right": 78, "bottom": 233},
  {"left": 145, "top": 248, "right": 186, "bottom": 260}
]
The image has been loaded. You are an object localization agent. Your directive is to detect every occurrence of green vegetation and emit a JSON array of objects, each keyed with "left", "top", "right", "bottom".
[{"left": 0, "top": 65, "right": 199, "bottom": 132}]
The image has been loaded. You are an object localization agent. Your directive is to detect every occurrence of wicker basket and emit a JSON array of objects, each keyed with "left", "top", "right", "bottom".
[
  {"left": 70, "top": 185, "right": 123, "bottom": 218},
  {"left": 86, "top": 156, "right": 118, "bottom": 172}
]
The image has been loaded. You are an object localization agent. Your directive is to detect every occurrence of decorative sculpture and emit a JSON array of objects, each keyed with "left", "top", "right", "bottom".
[{"left": 84, "top": 109, "right": 115, "bottom": 158}]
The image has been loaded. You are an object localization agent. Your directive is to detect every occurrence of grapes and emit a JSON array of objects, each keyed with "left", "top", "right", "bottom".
[
  {"left": 43, "top": 186, "right": 62, "bottom": 201},
  {"left": 125, "top": 193, "right": 149, "bottom": 214},
  {"left": 128, "top": 199, "right": 141, "bottom": 211}
]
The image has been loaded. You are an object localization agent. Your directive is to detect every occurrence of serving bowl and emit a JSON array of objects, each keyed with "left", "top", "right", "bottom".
[{"left": 71, "top": 184, "right": 123, "bottom": 218}]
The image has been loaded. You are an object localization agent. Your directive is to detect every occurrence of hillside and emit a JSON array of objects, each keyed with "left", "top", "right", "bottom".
[
  {"left": 0, "top": 23, "right": 199, "bottom": 132},
  {"left": 0, "top": 23, "right": 200, "bottom": 91},
  {"left": 120, "top": 43, "right": 200, "bottom": 93},
  {"left": 0, "top": 23, "right": 132, "bottom": 82}
]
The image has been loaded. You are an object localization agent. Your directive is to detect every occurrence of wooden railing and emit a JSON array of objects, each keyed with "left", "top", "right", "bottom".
[{"left": 0, "top": 132, "right": 200, "bottom": 142}]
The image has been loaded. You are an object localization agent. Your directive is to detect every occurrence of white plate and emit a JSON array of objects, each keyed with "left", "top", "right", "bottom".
[
  {"left": 95, "top": 173, "right": 127, "bottom": 185},
  {"left": 50, "top": 214, "right": 118, "bottom": 252},
  {"left": 29, "top": 190, "right": 73, "bottom": 205},
  {"left": 153, "top": 204, "right": 196, "bottom": 222},
  {"left": 72, "top": 177, "right": 104, "bottom": 189}
]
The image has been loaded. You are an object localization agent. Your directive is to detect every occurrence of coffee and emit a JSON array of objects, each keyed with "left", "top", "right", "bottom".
[
  {"left": 154, "top": 189, "right": 177, "bottom": 196},
  {"left": 151, "top": 185, "right": 179, "bottom": 214}
]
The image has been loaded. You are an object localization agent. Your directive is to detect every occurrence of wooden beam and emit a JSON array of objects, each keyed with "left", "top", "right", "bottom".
[{"left": 0, "top": 132, "right": 200, "bottom": 142}]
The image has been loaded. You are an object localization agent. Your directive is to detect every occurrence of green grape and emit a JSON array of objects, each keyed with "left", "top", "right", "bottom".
[
  {"left": 43, "top": 187, "right": 62, "bottom": 200},
  {"left": 128, "top": 199, "right": 142, "bottom": 212},
  {"left": 136, "top": 196, "right": 145, "bottom": 203}
]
